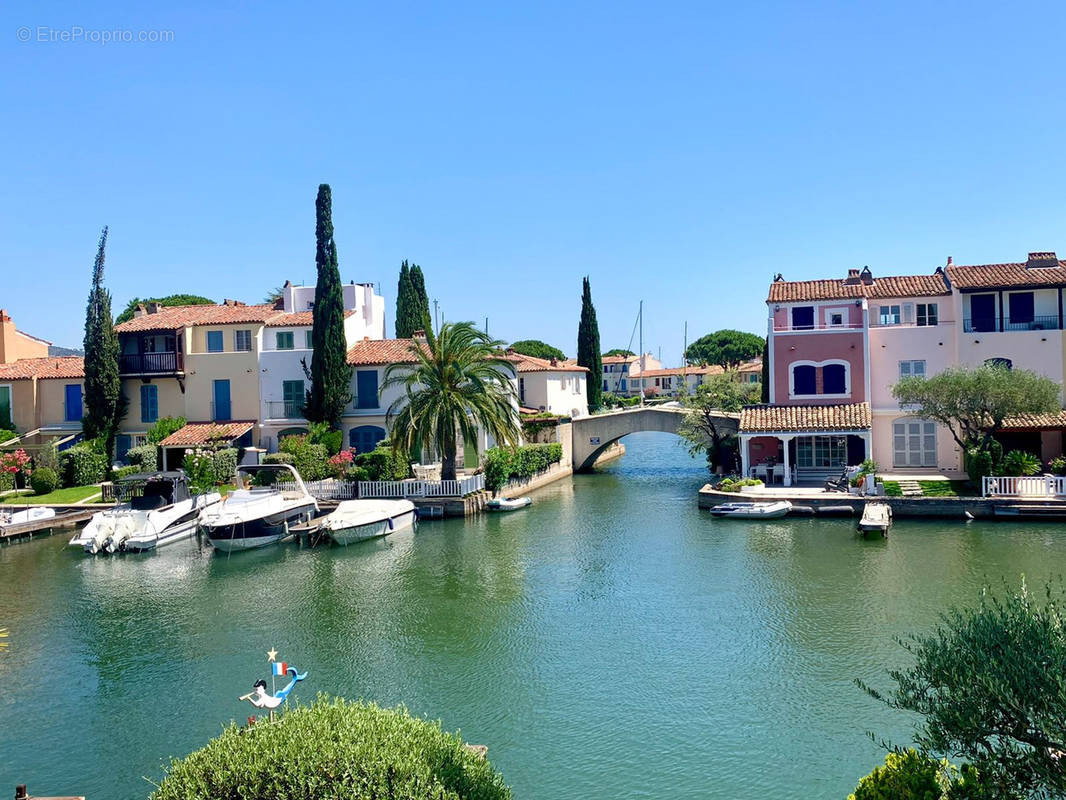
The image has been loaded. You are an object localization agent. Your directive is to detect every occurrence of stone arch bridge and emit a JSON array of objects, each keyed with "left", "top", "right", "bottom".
[{"left": 570, "top": 406, "right": 740, "bottom": 471}]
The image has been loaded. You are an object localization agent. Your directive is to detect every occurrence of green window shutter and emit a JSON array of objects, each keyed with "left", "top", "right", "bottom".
[
  {"left": 282, "top": 380, "right": 304, "bottom": 417},
  {"left": 0, "top": 386, "right": 10, "bottom": 429}
]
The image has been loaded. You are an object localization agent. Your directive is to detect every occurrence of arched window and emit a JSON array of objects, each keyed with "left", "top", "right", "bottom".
[
  {"left": 349, "top": 425, "right": 386, "bottom": 455},
  {"left": 823, "top": 363, "right": 846, "bottom": 394},
  {"left": 792, "top": 364, "right": 816, "bottom": 395},
  {"left": 892, "top": 417, "right": 937, "bottom": 467},
  {"left": 984, "top": 358, "right": 1012, "bottom": 370}
]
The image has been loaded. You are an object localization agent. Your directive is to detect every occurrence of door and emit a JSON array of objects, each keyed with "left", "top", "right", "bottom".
[
  {"left": 970, "top": 294, "right": 996, "bottom": 332},
  {"left": 282, "top": 380, "right": 304, "bottom": 418},
  {"left": 356, "top": 370, "right": 379, "bottom": 409},
  {"left": 349, "top": 425, "right": 385, "bottom": 454},
  {"left": 116, "top": 434, "right": 132, "bottom": 464},
  {"left": 893, "top": 419, "right": 937, "bottom": 467},
  {"left": 65, "top": 384, "right": 83, "bottom": 421},
  {"left": 213, "top": 380, "right": 231, "bottom": 421}
]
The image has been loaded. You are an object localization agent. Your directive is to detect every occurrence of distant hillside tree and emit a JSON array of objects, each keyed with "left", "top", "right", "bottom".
[
  {"left": 678, "top": 372, "right": 761, "bottom": 473},
  {"left": 576, "top": 277, "right": 603, "bottom": 411},
  {"left": 263, "top": 286, "right": 284, "bottom": 305},
  {"left": 509, "top": 340, "right": 566, "bottom": 361},
  {"left": 685, "top": 330, "right": 765, "bottom": 367},
  {"left": 82, "top": 227, "right": 126, "bottom": 457},
  {"left": 603, "top": 348, "right": 634, "bottom": 358},
  {"left": 115, "top": 294, "right": 215, "bottom": 325},
  {"left": 409, "top": 264, "right": 433, "bottom": 334},
  {"left": 303, "top": 184, "right": 352, "bottom": 429}
]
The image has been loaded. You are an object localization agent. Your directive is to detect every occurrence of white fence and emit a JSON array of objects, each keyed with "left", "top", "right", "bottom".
[
  {"left": 359, "top": 474, "right": 485, "bottom": 499},
  {"left": 983, "top": 475, "right": 1066, "bottom": 498},
  {"left": 276, "top": 480, "right": 358, "bottom": 501}
]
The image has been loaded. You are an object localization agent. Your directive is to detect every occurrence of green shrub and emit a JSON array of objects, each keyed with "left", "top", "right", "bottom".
[
  {"left": 146, "top": 416, "right": 186, "bottom": 445},
  {"left": 715, "top": 476, "right": 763, "bottom": 493},
  {"left": 307, "top": 421, "right": 343, "bottom": 456},
  {"left": 345, "top": 464, "right": 370, "bottom": 482},
  {"left": 59, "top": 445, "right": 108, "bottom": 487},
  {"left": 483, "top": 443, "right": 563, "bottom": 492},
  {"left": 210, "top": 448, "right": 238, "bottom": 484},
  {"left": 1001, "top": 450, "right": 1041, "bottom": 477},
  {"left": 0, "top": 470, "right": 13, "bottom": 492},
  {"left": 262, "top": 452, "right": 293, "bottom": 466},
  {"left": 1049, "top": 455, "right": 1066, "bottom": 476},
  {"left": 32, "top": 443, "right": 59, "bottom": 475},
  {"left": 354, "top": 446, "right": 410, "bottom": 481},
  {"left": 0, "top": 429, "right": 17, "bottom": 445},
  {"left": 126, "top": 443, "right": 160, "bottom": 472},
  {"left": 29, "top": 467, "right": 58, "bottom": 495},
  {"left": 848, "top": 749, "right": 942, "bottom": 800},
  {"left": 111, "top": 465, "right": 141, "bottom": 481},
  {"left": 150, "top": 696, "right": 511, "bottom": 800},
  {"left": 279, "top": 435, "right": 330, "bottom": 481}
]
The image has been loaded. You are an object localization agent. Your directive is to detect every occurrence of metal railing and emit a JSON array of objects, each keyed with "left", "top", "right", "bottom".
[
  {"left": 983, "top": 475, "right": 1066, "bottom": 498},
  {"left": 964, "top": 315, "right": 1062, "bottom": 333},
  {"left": 119, "top": 351, "right": 183, "bottom": 374},
  {"left": 275, "top": 480, "right": 358, "bottom": 501},
  {"left": 266, "top": 400, "right": 304, "bottom": 419},
  {"left": 772, "top": 321, "right": 864, "bottom": 332},
  {"left": 359, "top": 474, "right": 485, "bottom": 498}
]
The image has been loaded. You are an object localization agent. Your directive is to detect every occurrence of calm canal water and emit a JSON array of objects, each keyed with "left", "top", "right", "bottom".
[{"left": 2, "top": 432, "right": 1065, "bottom": 799}]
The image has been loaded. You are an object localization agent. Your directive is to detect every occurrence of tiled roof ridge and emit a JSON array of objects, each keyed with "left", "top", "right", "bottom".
[{"left": 0, "top": 355, "right": 85, "bottom": 380}]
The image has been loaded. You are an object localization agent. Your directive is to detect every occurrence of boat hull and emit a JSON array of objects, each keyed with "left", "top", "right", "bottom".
[
  {"left": 203, "top": 502, "right": 317, "bottom": 552},
  {"left": 329, "top": 508, "right": 416, "bottom": 546},
  {"left": 709, "top": 501, "right": 792, "bottom": 519}
]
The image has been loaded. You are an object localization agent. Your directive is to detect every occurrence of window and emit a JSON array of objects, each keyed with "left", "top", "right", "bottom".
[
  {"left": 893, "top": 418, "right": 937, "bottom": 467},
  {"left": 878, "top": 305, "right": 901, "bottom": 326},
  {"left": 620, "top": 378, "right": 627, "bottom": 392},
  {"left": 823, "top": 363, "right": 846, "bottom": 394},
  {"left": 791, "top": 306, "right": 815, "bottom": 330},
  {"left": 1008, "top": 292, "right": 1035, "bottom": 326},
  {"left": 0, "top": 385, "right": 10, "bottom": 429},
  {"left": 64, "top": 384, "right": 83, "bottom": 422},
  {"left": 206, "top": 330, "right": 224, "bottom": 352},
  {"left": 519, "top": 377, "right": 526, "bottom": 403},
  {"left": 792, "top": 364, "right": 816, "bottom": 395},
  {"left": 602, "top": 379, "right": 608, "bottom": 391},
  {"left": 282, "top": 380, "right": 304, "bottom": 418},
  {"left": 275, "top": 331, "right": 294, "bottom": 351},
  {"left": 234, "top": 329, "right": 252, "bottom": 352},
  {"left": 916, "top": 303, "right": 938, "bottom": 327},
  {"left": 356, "top": 370, "right": 379, "bottom": 409},
  {"left": 140, "top": 385, "right": 158, "bottom": 423},
  {"left": 305, "top": 330, "right": 313, "bottom": 349},
  {"left": 899, "top": 360, "right": 926, "bottom": 379},
  {"left": 349, "top": 425, "right": 385, "bottom": 455},
  {"left": 829, "top": 311, "right": 844, "bottom": 327},
  {"left": 796, "top": 436, "right": 847, "bottom": 468},
  {"left": 985, "top": 357, "right": 1013, "bottom": 370}
]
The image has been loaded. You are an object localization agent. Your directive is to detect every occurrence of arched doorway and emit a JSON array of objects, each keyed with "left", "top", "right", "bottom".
[{"left": 349, "top": 425, "right": 386, "bottom": 455}]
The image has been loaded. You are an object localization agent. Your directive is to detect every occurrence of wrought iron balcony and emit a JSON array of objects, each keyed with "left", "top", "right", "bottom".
[
  {"left": 266, "top": 400, "right": 304, "bottom": 419},
  {"left": 963, "top": 315, "right": 1062, "bottom": 333},
  {"left": 118, "top": 351, "right": 183, "bottom": 375}
]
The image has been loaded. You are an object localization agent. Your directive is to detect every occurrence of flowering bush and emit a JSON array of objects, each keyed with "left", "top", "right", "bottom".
[
  {"left": 1, "top": 449, "right": 32, "bottom": 489},
  {"left": 327, "top": 449, "right": 354, "bottom": 479}
]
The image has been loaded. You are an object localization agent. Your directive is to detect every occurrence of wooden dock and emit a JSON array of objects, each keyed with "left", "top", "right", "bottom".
[
  {"left": 858, "top": 502, "right": 892, "bottom": 537},
  {"left": 15, "top": 784, "right": 83, "bottom": 800},
  {"left": 0, "top": 508, "right": 96, "bottom": 543}
]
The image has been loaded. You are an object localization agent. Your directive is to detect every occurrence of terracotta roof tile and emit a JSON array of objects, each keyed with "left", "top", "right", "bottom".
[
  {"left": 768, "top": 273, "right": 950, "bottom": 303},
  {"left": 115, "top": 303, "right": 280, "bottom": 333},
  {"left": 346, "top": 338, "right": 426, "bottom": 366},
  {"left": 1001, "top": 410, "right": 1066, "bottom": 430},
  {"left": 639, "top": 365, "right": 724, "bottom": 377},
  {"left": 264, "top": 309, "right": 356, "bottom": 327},
  {"left": 946, "top": 261, "right": 1066, "bottom": 290},
  {"left": 740, "top": 402, "right": 871, "bottom": 433},
  {"left": 602, "top": 355, "right": 639, "bottom": 364},
  {"left": 0, "top": 357, "right": 84, "bottom": 380},
  {"left": 506, "top": 352, "right": 588, "bottom": 373},
  {"left": 158, "top": 420, "right": 255, "bottom": 447}
]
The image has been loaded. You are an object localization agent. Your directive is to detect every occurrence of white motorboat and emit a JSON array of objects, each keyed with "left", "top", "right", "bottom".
[
  {"left": 69, "top": 472, "right": 221, "bottom": 554},
  {"left": 708, "top": 500, "right": 792, "bottom": 519},
  {"left": 1, "top": 506, "right": 56, "bottom": 528},
  {"left": 322, "top": 499, "right": 417, "bottom": 546},
  {"left": 199, "top": 464, "right": 318, "bottom": 553},
  {"left": 487, "top": 496, "right": 532, "bottom": 512}
]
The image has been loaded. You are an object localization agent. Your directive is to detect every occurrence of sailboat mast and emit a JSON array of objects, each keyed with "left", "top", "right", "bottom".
[{"left": 639, "top": 300, "right": 645, "bottom": 404}]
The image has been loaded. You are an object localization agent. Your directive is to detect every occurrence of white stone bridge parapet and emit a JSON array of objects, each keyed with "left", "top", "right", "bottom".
[{"left": 570, "top": 405, "right": 740, "bottom": 471}]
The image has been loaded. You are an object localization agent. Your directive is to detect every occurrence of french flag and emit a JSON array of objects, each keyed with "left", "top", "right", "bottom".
[{"left": 272, "top": 661, "right": 287, "bottom": 676}]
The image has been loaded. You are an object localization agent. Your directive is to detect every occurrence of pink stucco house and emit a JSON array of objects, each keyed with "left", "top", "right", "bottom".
[{"left": 740, "top": 254, "right": 1066, "bottom": 485}]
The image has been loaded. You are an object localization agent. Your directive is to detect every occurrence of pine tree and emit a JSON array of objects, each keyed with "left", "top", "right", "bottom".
[
  {"left": 577, "top": 276, "right": 603, "bottom": 410},
  {"left": 395, "top": 260, "right": 414, "bottom": 338},
  {"left": 82, "top": 226, "right": 125, "bottom": 457},
  {"left": 409, "top": 264, "right": 433, "bottom": 334},
  {"left": 304, "top": 185, "right": 352, "bottom": 429}
]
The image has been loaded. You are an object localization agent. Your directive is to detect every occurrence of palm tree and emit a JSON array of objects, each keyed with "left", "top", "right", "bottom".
[{"left": 383, "top": 322, "right": 521, "bottom": 481}]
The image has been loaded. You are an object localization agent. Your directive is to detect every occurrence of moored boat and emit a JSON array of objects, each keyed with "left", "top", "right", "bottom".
[
  {"left": 1, "top": 506, "right": 56, "bottom": 528},
  {"left": 69, "top": 472, "right": 220, "bottom": 554},
  {"left": 322, "top": 499, "right": 417, "bottom": 545},
  {"left": 199, "top": 464, "right": 318, "bottom": 553},
  {"left": 487, "top": 496, "right": 532, "bottom": 512},
  {"left": 709, "top": 500, "right": 792, "bottom": 519},
  {"left": 858, "top": 501, "right": 892, "bottom": 537}
]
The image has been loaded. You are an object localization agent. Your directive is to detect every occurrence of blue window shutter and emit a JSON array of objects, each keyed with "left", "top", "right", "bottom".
[
  {"left": 356, "top": 370, "right": 379, "bottom": 409},
  {"left": 140, "top": 385, "right": 158, "bottom": 423},
  {"left": 65, "top": 384, "right": 83, "bottom": 421},
  {"left": 213, "top": 380, "right": 231, "bottom": 421}
]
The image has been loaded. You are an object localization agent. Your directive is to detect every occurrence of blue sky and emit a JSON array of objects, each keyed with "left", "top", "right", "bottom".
[{"left": 4, "top": 1, "right": 1066, "bottom": 361}]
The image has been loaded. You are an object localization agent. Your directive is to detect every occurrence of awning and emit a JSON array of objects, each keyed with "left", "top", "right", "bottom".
[
  {"left": 740, "top": 402, "right": 871, "bottom": 435},
  {"left": 158, "top": 421, "right": 255, "bottom": 447}
]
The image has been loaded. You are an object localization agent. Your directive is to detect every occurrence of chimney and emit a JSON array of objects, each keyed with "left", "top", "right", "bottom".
[
  {"left": 146, "top": 302, "right": 162, "bottom": 314},
  {"left": 844, "top": 268, "right": 861, "bottom": 285},
  {"left": 412, "top": 329, "right": 427, "bottom": 344},
  {"left": 860, "top": 265, "right": 874, "bottom": 285},
  {"left": 946, "top": 256, "right": 953, "bottom": 266},
  {"left": 1026, "top": 251, "right": 1058, "bottom": 269},
  {"left": 133, "top": 303, "right": 148, "bottom": 318}
]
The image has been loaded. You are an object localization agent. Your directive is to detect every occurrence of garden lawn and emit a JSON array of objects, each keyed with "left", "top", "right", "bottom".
[
  {"left": 2, "top": 486, "right": 103, "bottom": 505},
  {"left": 880, "top": 480, "right": 973, "bottom": 498}
]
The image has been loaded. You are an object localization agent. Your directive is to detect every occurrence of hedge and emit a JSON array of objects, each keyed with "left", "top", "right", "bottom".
[
  {"left": 126, "top": 443, "right": 160, "bottom": 472},
  {"left": 484, "top": 443, "right": 563, "bottom": 492},
  {"left": 59, "top": 445, "right": 109, "bottom": 487},
  {"left": 354, "top": 446, "right": 410, "bottom": 481},
  {"left": 29, "top": 467, "right": 58, "bottom": 495},
  {"left": 279, "top": 435, "right": 331, "bottom": 481},
  {"left": 210, "top": 448, "right": 238, "bottom": 484},
  {"left": 150, "top": 697, "right": 512, "bottom": 800}
]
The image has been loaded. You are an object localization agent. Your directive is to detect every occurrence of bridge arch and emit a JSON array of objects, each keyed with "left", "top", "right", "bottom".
[{"left": 569, "top": 406, "right": 738, "bottom": 471}]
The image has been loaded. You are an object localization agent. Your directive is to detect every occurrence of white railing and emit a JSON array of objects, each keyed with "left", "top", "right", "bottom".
[
  {"left": 359, "top": 474, "right": 485, "bottom": 499},
  {"left": 276, "top": 480, "right": 358, "bottom": 501},
  {"left": 983, "top": 475, "right": 1066, "bottom": 498}
]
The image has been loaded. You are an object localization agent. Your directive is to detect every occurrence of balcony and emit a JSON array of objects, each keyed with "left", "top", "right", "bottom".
[
  {"left": 266, "top": 400, "right": 304, "bottom": 419},
  {"left": 119, "top": 351, "right": 183, "bottom": 375},
  {"left": 963, "top": 315, "right": 1062, "bottom": 333},
  {"left": 773, "top": 321, "right": 864, "bottom": 332}
]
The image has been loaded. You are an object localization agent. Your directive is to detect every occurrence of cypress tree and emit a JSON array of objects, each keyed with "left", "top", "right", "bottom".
[
  {"left": 82, "top": 226, "right": 124, "bottom": 457},
  {"left": 409, "top": 264, "right": 433, "bottom": 335},
  {"left": 305, "top": 184, "right": 352, "bottom": 429},
  {"left": 395, "top": 260, "right": 414, "bottom": 338},
  {"left": 576, "top": 276, "right": 603, "bottom": 411}
]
